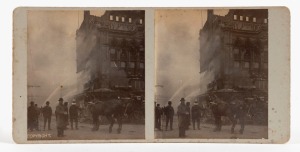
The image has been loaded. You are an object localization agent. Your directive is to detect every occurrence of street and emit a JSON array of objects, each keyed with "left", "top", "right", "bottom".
[
  {"left": 28, "top": 116, "right": 145, "bottom": 140},
  {"left": 155, "top": 117, "right": 268, "bottom": 139}
]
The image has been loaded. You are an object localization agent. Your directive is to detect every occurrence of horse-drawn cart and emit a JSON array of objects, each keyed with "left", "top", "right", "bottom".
[
  {"left": 196, "top": 88, "right": 268, "bottom": 125},
  {"left": 73, "top": 88, "right": 145, "bottom": 125}
]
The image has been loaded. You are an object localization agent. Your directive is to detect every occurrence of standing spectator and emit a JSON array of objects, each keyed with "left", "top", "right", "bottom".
[
  {"left": 34, "top": 104, "right": 40, "bottom": 131},
  {"left": 191, "top": 101, "right": 201, "bottom": 130},
  {"left": 28, "top": 101, "right": 37, "bottom": 131},
  {"left": 69, "top": 101, "right": 79, "bottom": 130},
  {"left": 185, "top": 102, "right": 191, "bottom": 130},
  {"left": 165, "top": 101, "right": 174, "bottom": 131},
  {"left": 155, "top": 104, "right": 162, "bottom": 130},
  {"left": 177, "top": 98, "right": 188, "bottom": 138},
  {"left": 42, "top": 101, "right": 52, "bottom": 131},
  {"left": 63, "top": 102, "right": 69, "bottom": 129},
  {"left": 56, "top": 98, "right": 66, "bottom": 137}
]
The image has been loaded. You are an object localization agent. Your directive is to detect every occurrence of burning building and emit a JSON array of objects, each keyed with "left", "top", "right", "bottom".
[
  {"left": 199, "top": 9, "right": 268, "bottom": 100},
  {"left": 75, "top": 10, "right": 145, "bottom": 102}
]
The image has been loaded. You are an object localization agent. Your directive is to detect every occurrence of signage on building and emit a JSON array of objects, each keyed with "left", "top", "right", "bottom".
[
  {"left": 89, "top": 19, "right": 137, "bottom": 32},
  {"left": 232, "top": 22, "right": 262, "bottom": 32}
]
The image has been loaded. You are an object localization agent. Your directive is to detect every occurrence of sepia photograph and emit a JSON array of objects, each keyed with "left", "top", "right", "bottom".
[
  {"left": 155, "top": 9, "right": 268, "bottom": 139},
  {"left": 12, "top": 7, "right": 289, "bottom": 144},
  {"left": 26, "top": 9, "right": 145, "bottom": 140}
]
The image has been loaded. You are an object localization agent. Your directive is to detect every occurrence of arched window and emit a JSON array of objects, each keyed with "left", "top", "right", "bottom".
[
  {"left": 120, "top": 50, "right": 127, "bottom": 61},
  {"left": 110, "top": 48, "right": 116, "bottom": 60},
  {"left": 130, "top": 39, "right": 138, "bottom": 48},
  {"left": 233, "top": 48, "right": 240, "bottom": 60},
  {"left": 245, "top": 38, "right": 252, "bottom": 49},
  {"left": 244, "top": 49, "right": 251, "bottom": 61},
  {"left": 253, "top": 51, "right": 260, "bottom": 62},
  {"left": 121, "top": 39, "right": 127, "bottom": 47},
  {"left": 110, "top": 38, "right": 118, "bottom": 46},
  {"left": 234, "top": 37, "right": 243, "bottom": 48},
  {"left": 130, "top": 51, "right": 136, "bottom": 61}
]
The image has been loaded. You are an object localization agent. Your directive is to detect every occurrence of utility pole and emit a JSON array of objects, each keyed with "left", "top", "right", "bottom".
[{"left": 60, "top": 85, "right": 63, "bottom": 98}]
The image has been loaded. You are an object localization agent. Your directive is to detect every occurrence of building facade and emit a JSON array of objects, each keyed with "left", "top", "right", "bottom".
[
  {"left": 75, "top": 10, "right": 145, "bottom": 101},
  {"left": 200, "top": 9, "right": 268, "bottom": 97}
]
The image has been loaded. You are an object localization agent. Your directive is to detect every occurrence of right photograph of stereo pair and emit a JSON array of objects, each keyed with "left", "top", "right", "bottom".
[{"left": 154, "top": 9, "right": 268, "bottom": 139}]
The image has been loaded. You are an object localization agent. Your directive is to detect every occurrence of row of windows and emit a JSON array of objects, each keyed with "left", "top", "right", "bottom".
[
  {"left": 234, "top": 61, "right": 267, "bottom": 69},
  {"left": 109, "top": 15, "right": 143, "bottom": 24},
  {"left": 110, "top": 49, "right": 144, "bottom": 61},
  {"left": 131, "top": 80, "right": 145, "bottom": 90},
  {"left": 255, "top": 80, "right": 268, "bottom": 91},
  {"left": 110, "top": 61, "right": 144, "bottom": 69},
  {"left": 233, "top": 48, "right": 267, "bottom": 62},
  {"left": 233, "top": 15, "right": 267, "bottom": 23}
]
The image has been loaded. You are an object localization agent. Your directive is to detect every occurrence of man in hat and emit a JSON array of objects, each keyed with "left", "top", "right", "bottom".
[
  {"left": 165, "top": 101, "right": 174, "bottom": 131},
  {"left": 42, "top": 101, "right": 52, "bottom": 131},
  {"left": 34, "top": 104, "right": 41, "bottom": 131},
  {"left": 155, "top": 104, "right": 162, "bottom": 130},
  {"left": 56, "top": 98, "right": 67, "bottom": 137},
  {"left": 191, "top": 101, "right": 201, "bottom": 130},
  {"left": 28, "top": 101, "right": 37, "bottom": 131},
  {"left": 69, "top": 99, "right": 79, "bottom": 130},
  {"left": 177, "top": 97, "right": 188, "bottom": 138},
  {"left": 63, "top": 102, "right": 69, "bottom": 129},
  {"left": 185, "top": 102, "right": 191, "bottom": 130}
]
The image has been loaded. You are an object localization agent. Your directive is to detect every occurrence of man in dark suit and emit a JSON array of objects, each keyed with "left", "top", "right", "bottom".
[
  {"left": 28, "top": 101, "right": 37, "bottom": 131},
  {"left": 63, "top": 102, "right": 69, "bottom": 129},
  {"left": 185, "top": 102, "right": 191, "bottom": 130},
  {"left": 177, "top": 98, "right": 188, "bottom": 138},
  {"left": 42, "top": 101, "right": 52, "bottom": 131},
  {"left": 191, "top": 101, "right": 201, "bottom": 130},
  {"left": 56, "top": 98, "right": 67, "bottom": 137},
  {"left": 69, "top": 101, "right": 79, "bottom": 130},
  {"left": 34, "top": 104, "right": 41, "bottom": 131},
  {"left": 165, "top": 101, "right": 174, "bottom": 131},
  {"left": 155, "top": 104, "right": 162, "bottom": 130}
]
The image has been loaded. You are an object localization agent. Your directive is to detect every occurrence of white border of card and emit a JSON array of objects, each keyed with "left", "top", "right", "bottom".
[{"left": 13, "top": 7, "right": 289, "bottom": 143}]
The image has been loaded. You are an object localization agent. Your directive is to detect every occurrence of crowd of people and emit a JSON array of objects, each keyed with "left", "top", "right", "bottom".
[
  {"left": 27, "top": 97, "right": 81, "bottom": 137},
  {"left": 155, "top": 97, "right": 203, "bottom": 138}
]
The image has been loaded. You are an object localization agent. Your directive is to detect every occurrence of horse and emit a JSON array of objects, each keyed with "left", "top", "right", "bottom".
[
  {"left": 87, "top": 98, "right": 130, "bottom": 134},
  {"left": 206, "top": 94, "right": 253, "bottom": 134}
]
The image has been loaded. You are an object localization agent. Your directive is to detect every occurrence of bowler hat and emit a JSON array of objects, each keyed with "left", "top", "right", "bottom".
[
  {"left": 46, "top": 101, "right": 50, "bottom": 105},
  {"left": 58, "top": 98, "right": 64, "bottom": 101},
  {"left": 180, "top": 98, "right": 185, "bottom": 102}
]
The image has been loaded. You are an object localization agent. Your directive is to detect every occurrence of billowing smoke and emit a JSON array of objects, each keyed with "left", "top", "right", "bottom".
[
  {"left": 155, "top": 10, "right": 228, "bottom": 107},
  {"left": 27, "top": 10, "right": 104, "bottom": 107}
]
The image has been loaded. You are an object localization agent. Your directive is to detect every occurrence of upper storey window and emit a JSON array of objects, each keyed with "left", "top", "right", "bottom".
[
  {"left": 139, "top": 19, "right": 143, "bottom": 24},
  {"left": 240, "top": 16, "right": 243, "bottom": 21},
  {"left": 116, "top": 16, "right": 119, "bottom": 22},
  {"left": 264, "top": 18, "right": 268, "bottom": 23},
  {"left": 253, "top": 17, "right": 257, "bottom": 23},
  {"left": 110, "top": 15, "right": 113, "bottom": 21},
  {"left": 234, "top": 15, "right": 237, "bottom": 20},
  {"left": 246, "top": 16, "right": 249, "bottom": 21},
  {"left": 122, "top": 17, "right": 125, "bottom": 22},
  {"left": 129, "top": 18, "right": 132, "bottom": 23}
]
